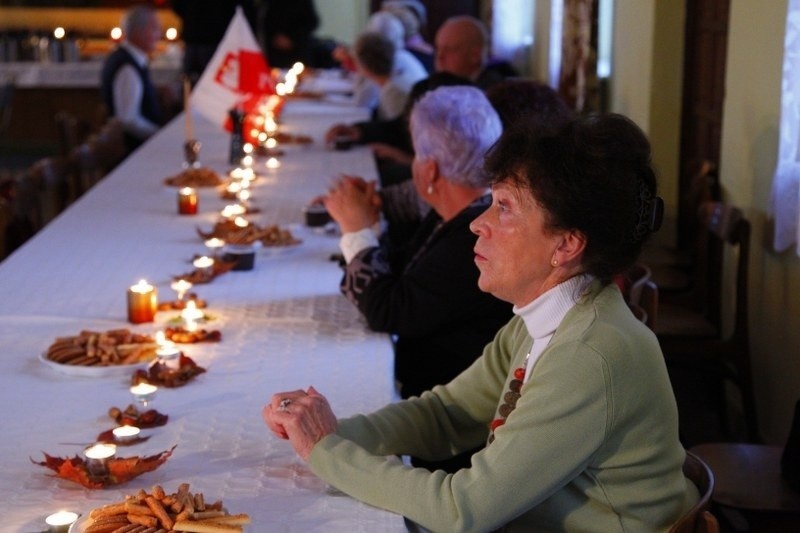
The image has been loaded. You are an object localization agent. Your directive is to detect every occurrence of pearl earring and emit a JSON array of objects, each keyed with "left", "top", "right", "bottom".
[
  {"left": 551, "top": 258, "right": 559, "bottom": 267},
  {"left": 427, "top": 184, "right": 434, "bottom": 195}
]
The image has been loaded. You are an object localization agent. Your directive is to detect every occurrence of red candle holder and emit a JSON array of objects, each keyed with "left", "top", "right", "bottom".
[{"left": 177, "top": 187, "right": 198, "bottom": 215}]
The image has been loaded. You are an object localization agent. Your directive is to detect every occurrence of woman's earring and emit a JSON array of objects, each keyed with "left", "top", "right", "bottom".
[
  {"left": 427, "top": 184, "right": 434, "bottom": 195},
  {"left": 551, "top": 258, "right": 559, "bottom": 267}
]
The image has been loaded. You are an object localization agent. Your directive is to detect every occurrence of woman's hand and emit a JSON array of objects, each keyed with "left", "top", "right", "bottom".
[
  {"left": 324, "top": 175, "right": 381, "bottom": 233},
  {"left": 262, "top": 386, "right": 338, "bottom": 460}
]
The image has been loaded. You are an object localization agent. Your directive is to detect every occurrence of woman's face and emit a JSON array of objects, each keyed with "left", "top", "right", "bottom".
[{"left": 470, "top": 180, "right": 565, "bottom": 307}]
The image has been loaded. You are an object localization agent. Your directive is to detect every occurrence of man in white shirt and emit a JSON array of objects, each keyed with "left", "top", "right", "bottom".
[{"left": 100, "top": 6, "right": 164, "bottom": 152}]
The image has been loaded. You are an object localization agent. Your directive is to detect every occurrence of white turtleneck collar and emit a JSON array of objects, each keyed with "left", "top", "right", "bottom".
[{"left": 512, "top": 274, "right": 594, "bottom": 381}]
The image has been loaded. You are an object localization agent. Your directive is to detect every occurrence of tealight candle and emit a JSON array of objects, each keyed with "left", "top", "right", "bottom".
[
  {"left": 265, "top": 137, "right": 278, "bottom": 149},
  {"left": 204, "top": 237, "right": 225, "bottom": 257},
  {"left": 130, "top": 383, "right": 158, "bottom": 407},
  {"left": 112, "top": 425, "right": 141, "bottom": 443},
  {"left": 181, "top": 300, "right": 204, "bottom": 333},
  {"left": 84, "top": 443, "right": 116, "bottom": 477},
  {"left": 170, "top": 279, "right": 193, "bottom": 301},
  {"left": 127, "top": 279, "right": 157, "bottom": 324},
  {"left": 192, "top": 256, "right": 214, "bottom": 277},
  {"left": 241, "top": 154, "right": 254, "bottom": 168},
  {"left": 236, "top": 189, "right": 251, "bottom": 204},
  {"left": 220, "top": 204, "right": 246, "bottom": 219},
  {"left": 241, "top": 167, "right": 255, "bottom": 181},
  {"left": 266, "top": 157, "right": 281, "bottom": 170},
  {"left": 45, "top": 510, "right": 79, "bottom": 533},
  {"left": 177, "top": 187, "right": 198, "bottom": 215},
  {"left": 229, "top": 167, "right": 244, "bottom": 181},
  {"left": 234, "top": 216, "right": 249, "bottom": 228}
]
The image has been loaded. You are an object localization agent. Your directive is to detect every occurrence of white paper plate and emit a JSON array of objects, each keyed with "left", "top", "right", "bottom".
[{"left": 39, "top": 352, "right": 151, "bottom": 378}]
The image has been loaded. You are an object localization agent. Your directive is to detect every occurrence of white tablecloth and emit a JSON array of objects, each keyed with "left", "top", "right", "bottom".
[{"left": 0, "top": 97, "right": 405, "bottom": 531}]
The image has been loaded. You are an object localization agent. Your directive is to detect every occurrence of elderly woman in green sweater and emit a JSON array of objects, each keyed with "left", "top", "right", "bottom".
[{"left": 262, "top": 114, "right": 699, "bottom": 532}]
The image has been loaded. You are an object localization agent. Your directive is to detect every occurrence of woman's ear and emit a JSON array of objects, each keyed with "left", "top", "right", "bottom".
[{"left": 554, "top": 229, "right": 587, "bottom": 266}]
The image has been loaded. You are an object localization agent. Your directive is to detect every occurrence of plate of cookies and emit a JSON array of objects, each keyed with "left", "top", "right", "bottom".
[{"left": 40, "top": 328, "right": 158, "bottom": 377}]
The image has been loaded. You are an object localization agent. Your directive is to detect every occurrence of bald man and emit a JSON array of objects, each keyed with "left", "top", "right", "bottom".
[{"left": 433, "top": 15, "right": 507, "bottom": 89}]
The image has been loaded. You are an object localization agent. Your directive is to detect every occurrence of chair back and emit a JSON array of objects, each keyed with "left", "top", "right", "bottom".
[
  {"left": 669, "top": 451, "right": 719, "bottom": 533},
  {"left": 697, "top": 202, "right": 750, "bottom": 344},
  {"left": 54, "top": 110, "right": 90, "bottom": 159},
  {"left": 23, "top": 157, "right": 73, "bottom": 229},
  {"left": 621, "top": 263, "right": 659, "bottom": 330}
]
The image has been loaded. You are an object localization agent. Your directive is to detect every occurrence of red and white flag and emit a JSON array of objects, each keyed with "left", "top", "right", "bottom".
[{"left": 191, "top": 7, "right": 274, "bottom": 131}]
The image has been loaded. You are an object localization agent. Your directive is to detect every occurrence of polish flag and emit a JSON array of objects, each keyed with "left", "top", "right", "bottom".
[{"left": 191, "top": 7, "right": 274, "bottom": 131}]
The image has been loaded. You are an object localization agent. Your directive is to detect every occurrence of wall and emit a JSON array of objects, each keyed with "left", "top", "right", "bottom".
[
  {"left": 315, "top": 0, "right": 369, "bottom": 44},
  {"left": 721, "top": 0, "right": 799, "bottom": 443},
  {"left": 612, "top": 0, "right": 799, "bottom": 443}
]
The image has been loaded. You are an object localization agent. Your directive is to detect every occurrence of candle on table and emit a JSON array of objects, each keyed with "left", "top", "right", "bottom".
[
  {"left": 155, "top": 330, "right": 182, "bottom": 369},
  {"left": 170, "top": 278, "right": 193, "bottom": 301},
  {"left": 192, "top": 255, "right": 214, "bottom": 278},
  {"left": 177, "top": 187, "right": 198, "bottom": 215},
  {"left": 45, "top": 510, "right": 79, "bottom": 533},
  {"left": 127, "top": 279, "right": 157, "bottom": 324},
  {"left": 84, "top": 443, "right": 116, "bottom": 477},
  {"left": 112, "top": 425, "right": 141, "bottom": 443},
  {"left": 204, "top": 237, "right": 225, "bottom": 257},
  {"left": 241, "top": 154, "right": 254, "bottom": 168},
  {"left": 265, "top": 137, "right": 278, "bottom": 149},
  {"left": 181, "top": 300, "right": 205, "bottom": 332},
  {"left": 130, "top": 383, "right": 158, "bottom": 408},
  {"left": 236, "top": 189, "right": 251, "bottom": 204},
  {"left": 220, "top": 204, "right": 246, "bottom": 219},
  {"left": 234, "top": 216, "right": 249, "bottom": 228},
  {"left": 266, "top": 157, "right": 281, "bottom": 170}
]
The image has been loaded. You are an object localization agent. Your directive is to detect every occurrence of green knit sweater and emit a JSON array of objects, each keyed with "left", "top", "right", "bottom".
[{"left": 309, "top": 282, "right": 698, "bottom": 532}]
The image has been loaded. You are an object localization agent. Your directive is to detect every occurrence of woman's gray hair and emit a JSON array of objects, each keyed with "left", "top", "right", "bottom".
[
  {"left": 410, "top": 86, "right": 502, "bottom": 188},
  {"left": 366, "top": 11, "right": 405, "bottom": 50}
]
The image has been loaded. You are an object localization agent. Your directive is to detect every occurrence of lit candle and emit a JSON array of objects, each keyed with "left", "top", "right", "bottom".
[
  {"left": 243, "top": 143, "right": 254, "bottom": 155},
  {"left": 84, "top": 443, "right": 116, "bottom": 477},
  {"left": 265, "top": 137, "right": 278, "bottom": 149},
  {"left": 192, "top": 255, "right": 214, "bottom": 278},
  {"left": 181, "top": 300, "right": 204, "bottom": 332},
  {"left": 234, "top": 216, "right": 249, "bottom": 228},
  {"left": 220, "top": 204, "right": 246, "bottom": 219},
  {"left": 112, "top": 425, "right": 141, "bottom": 443},
  {"left": 241, "top": 154, "right": 254, "bottom": 168},
  {"left": 236, "top": 189, "right": 251, "bottom": 203},
  {"left": 127, "top": 279, "right": 157, "bottom": 324},
  {"left": 229, "top": 167, "right": 244, "bottom": 181},
  {"left": 156, "top": 343, "right": 181, "bottom": 369},
  {"left": 170, "top": 279, "right": 193, "bottom": 301},
  {"left": 177, "top": 187, "right": 198, "bottom": 215},
  {"left": 241, "top": 167, "right": 255, "bottom": 181},
  {"left": 45, "top": 510, "right": 79, "bottom": 533},
  {"left": 130, "top": 383, "right": 158, "bottom": 407},
  {"left": 204, "top": 237, "right": 225, "bottom": 257},
  {"left": 266, "top": 157, "right": 281, "bottom": 170},
  {"left": 265, "top": 116, "right": 278, "bottom": 134}
]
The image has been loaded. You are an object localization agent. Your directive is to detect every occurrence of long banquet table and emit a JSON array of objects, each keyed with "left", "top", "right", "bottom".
[{"left": 0, "top": 89, "right": 406, "bottom": 531}]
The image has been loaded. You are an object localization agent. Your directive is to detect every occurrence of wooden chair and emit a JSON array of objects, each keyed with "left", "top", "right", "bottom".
[
  {"left": 656, "top": 202, "right": 758, "bottom": 442},
  {"left": 70, "top": 117, "right": 128, "bottom": 196},
  {"left": 669, "top": 451, "right": 719, "bottom": 533},
  {"left": 690, "top": 443, "right": 800, "bottom": 531},
  {"left": 54, "top": 110, "right": 90, "bottom": 159},
  {"left": 619, "top": 263, "right": 659, "bottom": 331},
  {"left": 644, "top": 160, "right": 720, "bottom": 295},
  {"left": 21, "top": 156, "right": 73, "bottom": 229}
]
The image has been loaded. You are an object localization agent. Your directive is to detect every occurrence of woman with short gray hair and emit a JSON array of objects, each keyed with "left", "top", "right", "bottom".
[{"left": 321, "top": 86, "right": 513, "bottom": 472}]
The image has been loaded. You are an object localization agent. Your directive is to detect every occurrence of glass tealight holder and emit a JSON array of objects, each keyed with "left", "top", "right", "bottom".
[
  {"left": 130, "top": 383, "right": 158, "bottom": 408},
  {"left": 112, "top": 425, "right": 141, "bottom": 443},
  {"left": 45, "top": 510, "right": 80, "bottom": 533},
  {"left": 84, "top": 443, "right": 116, "bottom": 478}
]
